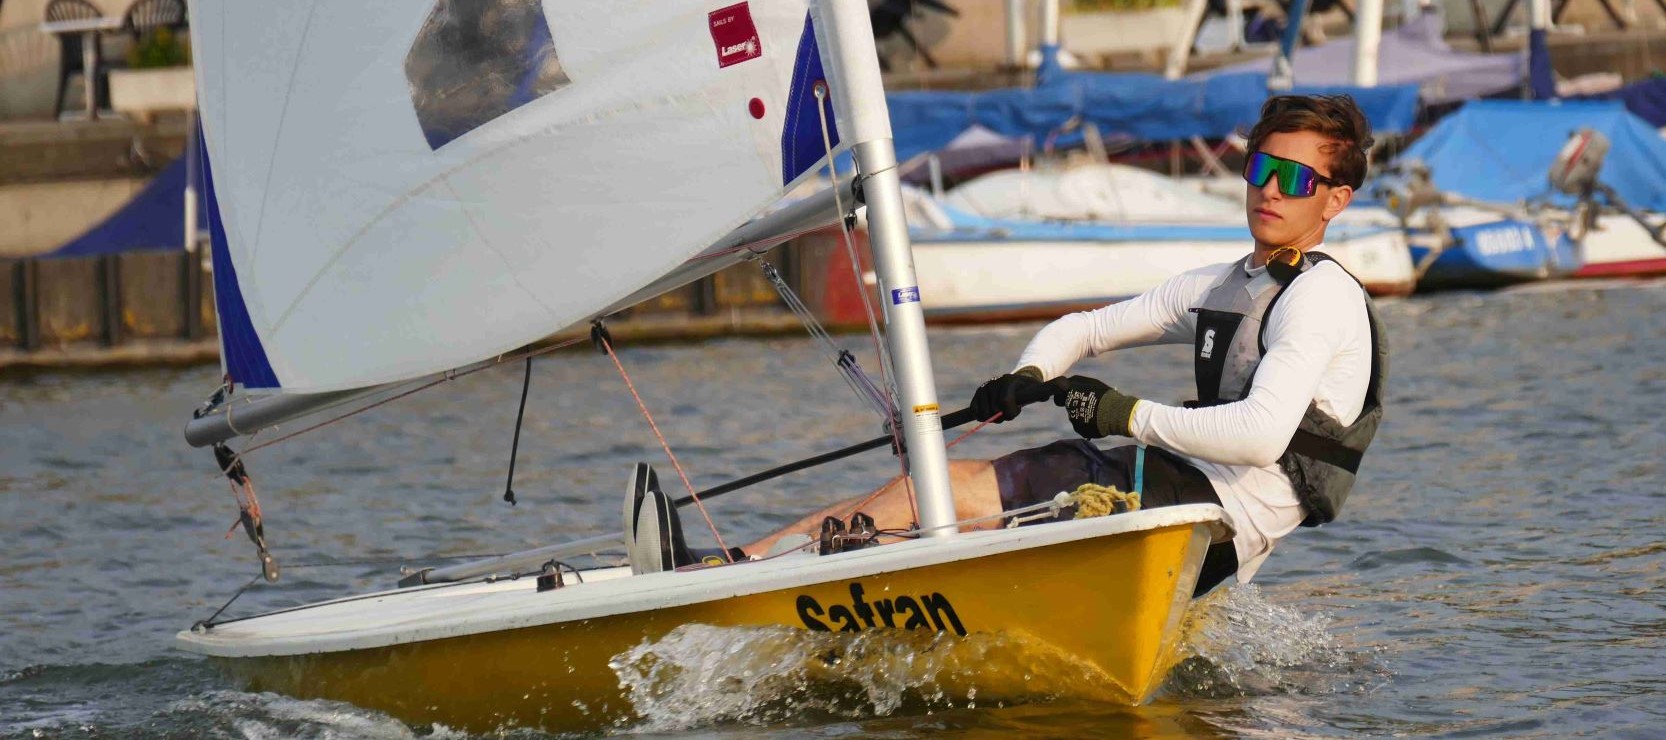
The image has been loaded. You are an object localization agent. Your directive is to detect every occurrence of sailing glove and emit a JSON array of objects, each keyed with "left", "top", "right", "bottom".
[
  {"left": 1052, "top": 375, "right": 1141, "bottom": 440},
  {"left": 970, "top": 366, "right": 1047, "bottom": 422}
]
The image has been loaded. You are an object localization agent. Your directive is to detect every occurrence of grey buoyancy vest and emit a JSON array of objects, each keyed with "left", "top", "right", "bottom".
[{"left": 1189, "top": 251, "right": 1387, "bottom": 527}]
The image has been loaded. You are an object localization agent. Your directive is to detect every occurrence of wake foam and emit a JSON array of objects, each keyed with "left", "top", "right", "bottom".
[
  {"left": 1166, "top": 584, "right": 1385, "bottom": 698},
  {"left": 610, "top": 586, "right": 1385, "bottom": 732},
  {"left": 608, "top": 623, "right": 1110, "bottom": 733}
]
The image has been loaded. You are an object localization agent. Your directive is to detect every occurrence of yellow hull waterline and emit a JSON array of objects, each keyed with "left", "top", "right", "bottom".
[{"left": 206, "top": 517, "right": 1215, "bottom": 733}]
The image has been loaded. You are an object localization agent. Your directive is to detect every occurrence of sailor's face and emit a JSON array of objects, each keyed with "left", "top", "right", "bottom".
[{"left": 1246, "top": 130, "right": 1353, "bottom": 251}]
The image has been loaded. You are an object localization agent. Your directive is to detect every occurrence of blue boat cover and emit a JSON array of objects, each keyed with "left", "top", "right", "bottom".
[
  {"left": 1399, "top": 99, "right": 1666, "bottom": 211},
  {"left": 46, "top": 154, "right": 206, "bottom": 259},
  {"left": 886, "top": 71, "right": 1419, "bottom": 162}
]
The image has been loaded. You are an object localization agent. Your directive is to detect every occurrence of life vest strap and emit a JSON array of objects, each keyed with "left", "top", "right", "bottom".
[{"left": 1286, "top": 427, "right": 1364, "bottom": 474}]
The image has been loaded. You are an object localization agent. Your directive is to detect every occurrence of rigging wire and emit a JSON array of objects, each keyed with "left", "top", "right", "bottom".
[
  {"left": 759, "top": 261, "right": 892, "bottom": 421},
  {"left": 813, "top": 81, "right": 917, "bottom": 525},
  {"left": 198, "top": 337, "right": 592, "bottom": 579},
  {"left": 594, "top": 329, "right": 735, "bottom": 562}
]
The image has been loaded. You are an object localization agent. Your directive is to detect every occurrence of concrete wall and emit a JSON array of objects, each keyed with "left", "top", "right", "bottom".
[
  {"left": 0, "top": 249, "right": 212, "bottom": 354},
  {"left": 0, "top": 115, "right": 189, "bottom": 256},
  {"left": 0, "top": 177, "right": 148, "bottom": 257}
]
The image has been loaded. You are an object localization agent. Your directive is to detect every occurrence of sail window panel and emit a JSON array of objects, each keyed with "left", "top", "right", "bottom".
[{"left": 405, "top": 0, "right": 571, "bottom": 151}]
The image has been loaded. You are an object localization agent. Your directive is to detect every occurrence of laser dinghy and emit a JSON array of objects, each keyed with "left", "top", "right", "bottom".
[{"left": 175, "top": 0, "right": 1232, "bottom": 732}]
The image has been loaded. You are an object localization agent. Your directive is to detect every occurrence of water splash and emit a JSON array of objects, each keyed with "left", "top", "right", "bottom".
[
  {"left": 608, "top": 623, "right": 1113, "bottom": 733},
  {"left": 1166, "top": 584, "right": 1385, "bottom": 699}
]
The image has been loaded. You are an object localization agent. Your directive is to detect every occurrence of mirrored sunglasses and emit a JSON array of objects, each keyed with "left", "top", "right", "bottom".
[{"left": 1243, "top": 151, "right": 1342, "bottom": 198}]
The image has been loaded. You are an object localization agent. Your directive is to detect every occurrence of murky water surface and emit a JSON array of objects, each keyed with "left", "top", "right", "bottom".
[{"left": 2, "top": 280, "right": 1664, "bottom": 738}]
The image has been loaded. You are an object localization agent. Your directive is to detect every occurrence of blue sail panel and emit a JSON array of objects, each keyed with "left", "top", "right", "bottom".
[
  {"left": 201, "top": 136, "right": 280, "bottom": 390},
  {"left": 781, "top": 13, "right": 837, "bottom": 185}
]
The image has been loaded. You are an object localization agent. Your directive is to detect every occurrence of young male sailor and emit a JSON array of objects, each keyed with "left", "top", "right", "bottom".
[{"left": 629, "top": 95, "right": 1387, "bottom": 595}]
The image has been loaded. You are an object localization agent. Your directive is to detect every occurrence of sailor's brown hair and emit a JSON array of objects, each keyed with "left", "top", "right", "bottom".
[{"left": 1246, "top": 95, "right": 1374, "bottom": 189}]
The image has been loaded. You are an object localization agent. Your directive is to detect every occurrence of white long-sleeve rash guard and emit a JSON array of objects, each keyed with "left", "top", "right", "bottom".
[{"left": 1014, "top": 254, "right": 1373, "bottom": 581}]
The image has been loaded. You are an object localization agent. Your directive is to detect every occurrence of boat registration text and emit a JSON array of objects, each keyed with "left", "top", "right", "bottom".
[{"left": 795, "top": 582, "right": 967, "bottom": 636}]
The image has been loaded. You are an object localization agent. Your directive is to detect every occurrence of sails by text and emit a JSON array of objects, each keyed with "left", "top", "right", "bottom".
[
  {"left": 709, "top": 2, "right": 763, "bottom": 68},
  {"left": 796, "top": 582, "right": 967, "bottom": 636}
]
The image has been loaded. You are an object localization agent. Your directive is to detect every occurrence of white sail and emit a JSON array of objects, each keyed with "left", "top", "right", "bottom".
[{"left": 189, "top": 0, "right": 843, "bottom": 392}]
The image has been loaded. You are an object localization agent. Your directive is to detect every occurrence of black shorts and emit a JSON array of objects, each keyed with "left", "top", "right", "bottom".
[{"left": 991, "top": 439, "right": 1238, "bottom": 596}]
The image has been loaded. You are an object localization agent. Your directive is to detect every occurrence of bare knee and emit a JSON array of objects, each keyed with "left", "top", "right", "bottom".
[{"left": 946, "top": 459, "right": 1002, "bottom": 525}]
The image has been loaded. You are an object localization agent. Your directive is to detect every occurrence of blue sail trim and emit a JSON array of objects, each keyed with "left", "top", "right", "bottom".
[
  {"left": 781, "top": 13, "right": 837, "bottom": 186},
  {"left": 200, "top": 132, "right": 281, "bottom": 390}
]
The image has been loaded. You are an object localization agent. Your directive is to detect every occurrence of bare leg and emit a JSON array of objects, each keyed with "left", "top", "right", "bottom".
[{"left": 742, "top": 459, "right": 1006, "bottom": 556}]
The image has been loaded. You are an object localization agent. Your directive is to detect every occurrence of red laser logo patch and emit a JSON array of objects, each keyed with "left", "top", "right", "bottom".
[{"left": 709, "top": 2, "right": 762, "bottom": 68}]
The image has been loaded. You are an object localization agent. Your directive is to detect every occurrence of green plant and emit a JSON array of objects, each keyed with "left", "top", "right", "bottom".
[{"left": 127, "top": 27, "right": 191, "bottom": 69}]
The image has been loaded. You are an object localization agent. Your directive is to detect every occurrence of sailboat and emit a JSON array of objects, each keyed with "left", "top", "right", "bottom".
[{"left": 175, "top": 0, "right": 1232, "bottom": 732}]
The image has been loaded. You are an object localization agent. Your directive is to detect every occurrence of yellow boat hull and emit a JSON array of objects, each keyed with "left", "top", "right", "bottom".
[{"left": 201, "top": 511, "right": 1222, "bottom": 733}]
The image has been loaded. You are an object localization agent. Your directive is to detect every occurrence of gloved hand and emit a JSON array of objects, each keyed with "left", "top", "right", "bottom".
[
  {"left": 1052, "top": 375, "right": 1142, "bottom": 439},
  {"left": 970, "top": 366, "right": 1046, "bottom": 422}
]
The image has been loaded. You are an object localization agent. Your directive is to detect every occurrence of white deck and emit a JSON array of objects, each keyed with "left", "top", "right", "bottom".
[{"left": 178, "top": 505, "right": 1231, "bottom": 658}]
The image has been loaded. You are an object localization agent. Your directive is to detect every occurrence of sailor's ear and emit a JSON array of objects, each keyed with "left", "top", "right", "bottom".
[{"left": 1322, "top": 184, "right": 1353, "bottom": 222}]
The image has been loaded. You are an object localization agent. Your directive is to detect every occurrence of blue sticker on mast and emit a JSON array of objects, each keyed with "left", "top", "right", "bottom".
[
  {"left": 781, "top": 13, "right": 837, "bottom": 185},
  {"left": 891, "top": 286, "right": 920, "bottom": 305},
  {"left": 200, "top": 128, "right": 280, "bottom": 390}
]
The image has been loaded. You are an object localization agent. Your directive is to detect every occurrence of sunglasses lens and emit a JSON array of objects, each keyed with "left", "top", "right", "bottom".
[
  {"left": 1244, "top": 152, "right": 1277, "bottom": 188},
  {"left": 1244, "top": 152, "right": 1321, "bottom": 197},
  {"left": 1281, "top": 164, "right": 1317, "bottom": 197}
]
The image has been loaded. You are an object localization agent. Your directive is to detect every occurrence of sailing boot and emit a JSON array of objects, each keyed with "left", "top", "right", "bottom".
[
  {"left": 624, "top": 463, "right": 675, "bottom": 574},
  {"left": 625, "top": 463, "right": 745, "bottom": 573}
]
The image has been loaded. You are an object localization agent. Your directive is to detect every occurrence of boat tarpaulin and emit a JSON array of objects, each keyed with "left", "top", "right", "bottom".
[
  {"left": 1399, "top": 100, "right": 1666, "bottom": 211},
  {"left": 46, "top": 155, "right": 206, "bottom": 259},
  {"left": 886, "top": 71, "right": 1418, "bottom": 162},
  {"left": 1206, "top": 9, "right": 1523, "bottom": 105}
]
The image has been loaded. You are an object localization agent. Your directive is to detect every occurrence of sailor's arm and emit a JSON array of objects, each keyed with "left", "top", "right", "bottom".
[
  {"left": 1130, "top": 274, "right": 1360, "bottom": 467},
  {"left": 1012, "top": 266, "right": 1222, "bottom": 379}
]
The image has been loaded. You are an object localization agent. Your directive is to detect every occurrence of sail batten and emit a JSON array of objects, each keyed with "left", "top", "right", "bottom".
[{"left": 189, "top": 0, "right": 844, "bottom": 393}]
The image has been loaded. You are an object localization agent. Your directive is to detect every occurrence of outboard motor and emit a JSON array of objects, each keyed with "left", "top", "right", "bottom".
[
  {"left": 1549, "top": 128, "right": 1610, "bottom": 197},
  {"left": 1545, "top": 128, "right": 1666, "bottom": 246},
  {"left": 1384, "top": 159, "right": 1446, "bottom": 223}
]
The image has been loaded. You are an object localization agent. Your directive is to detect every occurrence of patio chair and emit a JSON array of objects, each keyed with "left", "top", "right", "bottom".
[
  {"left": 122, "top": 0, "right": 185, "bottom": 40},
  {"left": 45, "top": 0, "right": 106, "bottom": 117}
]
